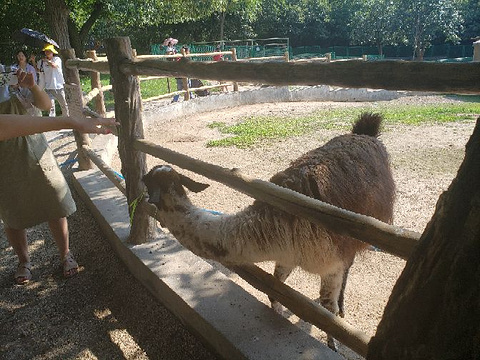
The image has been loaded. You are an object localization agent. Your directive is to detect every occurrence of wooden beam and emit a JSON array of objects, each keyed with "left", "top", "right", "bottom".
[
  {"left": 133, "top": 139, "right": 420, "bottom": 259},
  {"left": 118, "top": 58, "right": 480, "bottom": 94},
  {"left": 65, "top": 58, "right": 110, "bottom": 73},
  {"left": 229, "top": 264, "right": 370, "bottom": 357},
  {"left": 82, "top": 145, "right": 126, "bottom": 195}
]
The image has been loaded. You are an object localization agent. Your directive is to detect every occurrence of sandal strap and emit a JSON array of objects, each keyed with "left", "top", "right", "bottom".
[
  {"left": 63, "top": 251, "right": 78, "bottom": 275},
  {"left": 15, "top": 262, "right": 32, "bottom": 284}
]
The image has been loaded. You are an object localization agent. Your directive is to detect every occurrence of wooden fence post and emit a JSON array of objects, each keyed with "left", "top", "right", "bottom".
[
  {"left": 105, "top": 37, "right": 155, "bottom": 245},
  {"left": 474, "top": 40, "right": 480, "bottom": 62},
  {"left": 60, "top": 49, "right": 93, "bottom": 170},
  {"left": 180, "top": 47, "right": 190, "bottom": 101},
  {"left": 231, "top": 48, "right": 239, "bottom": 92},
  {"left": 86, "top": 50, "right": 106, "bottom": 117}
]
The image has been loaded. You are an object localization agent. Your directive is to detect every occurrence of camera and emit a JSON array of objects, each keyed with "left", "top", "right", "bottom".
[{"left": 0, "top": 66, "right": 18, "bottom": 87}]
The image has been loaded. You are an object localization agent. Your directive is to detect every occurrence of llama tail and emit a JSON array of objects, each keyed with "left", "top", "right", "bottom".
[{"left": 351, "top": 112, "right": 383, "bottom": 137}]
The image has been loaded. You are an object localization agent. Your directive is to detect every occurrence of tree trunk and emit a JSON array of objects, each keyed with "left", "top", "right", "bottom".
[
  {"left": 67, "top": 18, "right": 82, "bottom": 56},
  {"left": 377, "top": 42, "right": 383, "bottom": 57},
  {"left": 44, "top": 0, "right": 71, "bottom": 48},
  {"left": 219, "top": 11, "right": 226, "bottom": 42},
  {"left": 367, "top": 118, "right": 480, "bottom": 360}
]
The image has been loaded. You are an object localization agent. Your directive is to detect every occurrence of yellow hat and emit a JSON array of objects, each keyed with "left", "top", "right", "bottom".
[{"left": 43, "top": 44, "right": 58, "bottom": 54}]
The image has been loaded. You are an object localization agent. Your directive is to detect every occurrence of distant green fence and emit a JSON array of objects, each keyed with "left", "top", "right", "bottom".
[
  {"left": 151, "top": 43, "right": 474, "bottom": 61},
  {"left": 150, "top": 43, "right": 287, "bottom": 61},
  {"left": 292, "top": 44, "right": 473, "bottom": 59}
]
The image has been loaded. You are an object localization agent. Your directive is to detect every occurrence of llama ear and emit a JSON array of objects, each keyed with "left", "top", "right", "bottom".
[{"left": 179, "top": 174, "right": 210, "bottom": 193}]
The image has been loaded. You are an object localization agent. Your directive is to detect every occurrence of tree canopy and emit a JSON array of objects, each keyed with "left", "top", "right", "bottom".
[{"left": 0, "top": 0, "right": 477, "bottom": 62}]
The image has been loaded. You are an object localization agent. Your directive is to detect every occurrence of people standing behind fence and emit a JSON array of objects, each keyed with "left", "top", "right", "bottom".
[
  {"left": 172, "top": 45, "right": 193, "bottom": 103},
  {"left": 212, "top": 45, "right": 228, "bottom": 92},
  {"left": 0, "top": 68, "right": 79, "bottom": 285},
  {"left": 213, "top": 44, "right": 224, "bottom": 62},
  {"left": 13, "top": 50, "right": 37, "bottom": 93},
  {"left": 33, "top": 44, "right": 69, "bottom": 117},
  {"left": 166, "top": 40, "right": 177, "bottom": 56}
]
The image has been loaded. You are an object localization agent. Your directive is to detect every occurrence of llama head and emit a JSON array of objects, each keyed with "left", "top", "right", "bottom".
[{"left": 143, "top": 165, "right": 209, "bottom": 210}]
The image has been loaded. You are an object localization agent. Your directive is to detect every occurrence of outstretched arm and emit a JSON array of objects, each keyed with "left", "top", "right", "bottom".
[{"left": 0, "top": 114, "right": 118, "bottom": 141}]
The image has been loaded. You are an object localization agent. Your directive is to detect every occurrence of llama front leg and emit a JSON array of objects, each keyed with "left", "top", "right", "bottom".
[
  {"left": 320, "top": 271, "right": 344, "bottom": 351},
  {"left": 269, "top": 263, "right": 293, "bottom": 313}
]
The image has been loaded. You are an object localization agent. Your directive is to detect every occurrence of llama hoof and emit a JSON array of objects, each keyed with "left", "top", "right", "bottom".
[
  {"left": 327, "top": 336, "right": 338, "bottom": 352},
  {"left": 271, "top": 301, "right": 283, "bottom": 314}
]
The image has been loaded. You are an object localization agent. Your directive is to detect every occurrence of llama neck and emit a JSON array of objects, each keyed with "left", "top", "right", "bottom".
[{"left": 158, "top": 198, "right": 288, "bottom": 264}]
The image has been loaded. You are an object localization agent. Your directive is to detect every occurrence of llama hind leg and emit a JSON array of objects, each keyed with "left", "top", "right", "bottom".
[
  {"left": 338, "top": 259, "right": 354, "bottom": 318},
  {"left": 269, "top": 264, "right": 293, "bottom": 313},
  {"left": 320, "top": 271, "right": 344, "bottom": 351}
]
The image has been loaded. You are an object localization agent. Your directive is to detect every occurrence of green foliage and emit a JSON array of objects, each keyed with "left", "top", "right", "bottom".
[
  {"left": 350, "top": 0, "right": 401, "bottom": 54},
  {"left": 459, "top": 0, "right": 480, "bottom": 40},
  {"left": 0, "top": 0, "right": 47, "bottom": 63},
  {"left": 207, "top": 114, "right": 323, "bottom": 147},
  {"left": 206, "top": 97, "right": 480, "bottom": 148},
  {"left": 0, "top": 0, "right": 476, "bottom": 63},
  {"left": 396, "top": 0, "right": 463, "bottom": 59},
  {"left": 253, "top": 0, "right": 332, "bottom": 46}
]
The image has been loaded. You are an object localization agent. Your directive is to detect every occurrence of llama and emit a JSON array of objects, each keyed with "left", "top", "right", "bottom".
[{"left": 142, "top": 112, "right": 395, "bottom": 351}]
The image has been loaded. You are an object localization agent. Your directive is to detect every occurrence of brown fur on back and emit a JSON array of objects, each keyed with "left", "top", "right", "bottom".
[{"left": 266, "top": 112, "right": 395, "bottom": 238}]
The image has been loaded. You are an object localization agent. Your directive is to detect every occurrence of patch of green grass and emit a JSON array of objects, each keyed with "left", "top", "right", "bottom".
[
  {"left": 80, "top": 74, "right": 176, "bottom": 112},
  {"left": 139, "top": 77, "right": 175, "bottom": 99},
  {"left": 207, "top": 97, "right": 480, "bottom": 148},
  {"left": 207, "top": 115, "right": 328, "bottom": 148}
]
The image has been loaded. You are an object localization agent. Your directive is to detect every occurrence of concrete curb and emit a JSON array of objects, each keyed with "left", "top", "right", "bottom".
[
  {"left": 142, "top": 85, "right": 404, "bottom": 126},
  {"left": 72, "top": 169, "right": 343, "bottom": 360}
]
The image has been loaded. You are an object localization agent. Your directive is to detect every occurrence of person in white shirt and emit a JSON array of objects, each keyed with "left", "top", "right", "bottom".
[{"left": 37, "top": 44, "right": 69, "bottom": 117}]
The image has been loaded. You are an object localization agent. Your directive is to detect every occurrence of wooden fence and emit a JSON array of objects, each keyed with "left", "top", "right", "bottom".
[{"left": 62, "top": 36, "right": 480, "bottom": 358}]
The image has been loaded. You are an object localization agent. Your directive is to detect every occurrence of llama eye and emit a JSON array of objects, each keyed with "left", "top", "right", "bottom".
[{"left": 158, "top": 165, "right": 172, "bottom": 172}]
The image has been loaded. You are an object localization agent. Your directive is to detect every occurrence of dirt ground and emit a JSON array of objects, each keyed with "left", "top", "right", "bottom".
[{"left": 0, "top": 92, "right": 476, "bottom": 360}]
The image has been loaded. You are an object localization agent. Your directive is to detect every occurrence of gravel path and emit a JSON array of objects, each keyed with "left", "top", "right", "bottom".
[{"left": 1, "top": 92, "right": 477, "bottom": 360}]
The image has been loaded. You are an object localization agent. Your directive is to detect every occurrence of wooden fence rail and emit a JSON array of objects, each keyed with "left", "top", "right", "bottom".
[
  {"left": 73, "top": 48, "right": 242, "bottom": 106},
  {"left": 66, "top": 54, "right": 480, "bottom": 95},
  {"left": 116, "top": 58, "right": 480, "bottom": 94}
]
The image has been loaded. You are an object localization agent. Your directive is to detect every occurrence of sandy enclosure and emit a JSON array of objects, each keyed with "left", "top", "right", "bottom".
[{"left": 113, "top": 95, "right": 475, "bottom": 359}]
